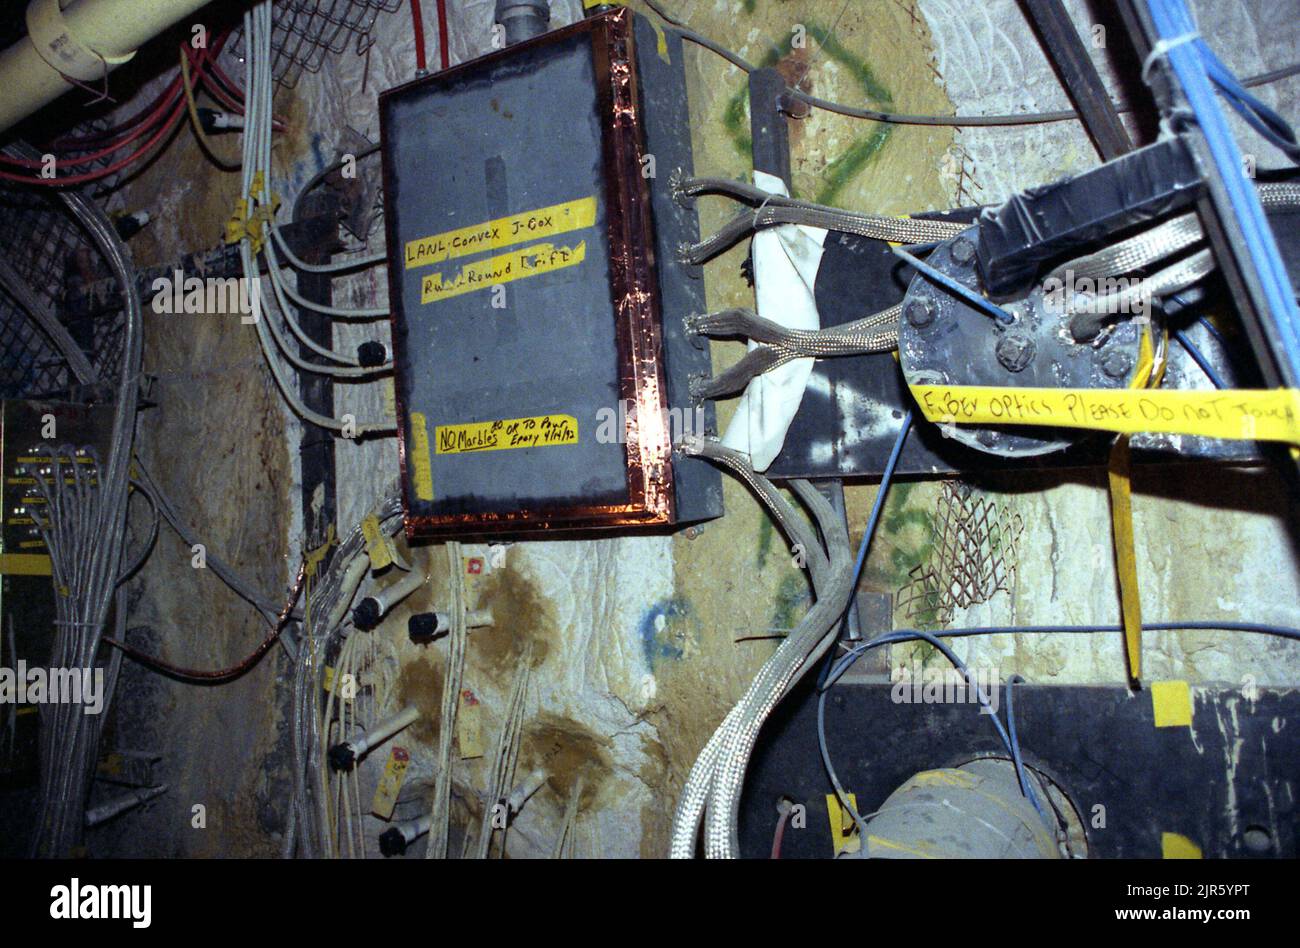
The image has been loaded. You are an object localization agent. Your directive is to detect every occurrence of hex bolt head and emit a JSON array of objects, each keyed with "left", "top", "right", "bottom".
[
  {"left": 1101, "top": 349, "right": 1132, "bottom": 380},
  {"left": 995, "top": 331, "right": 1036, "bottom": 373},
  {"left": 951, "top": 235, "right": 976, "bottom": 265},
  {"left": 905, "top": 298, "right": 934, "bottom": 328}
]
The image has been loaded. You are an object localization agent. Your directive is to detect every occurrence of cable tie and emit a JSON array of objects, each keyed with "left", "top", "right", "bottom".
[{"left": 1142, "top": 31, "right": 1201, "bottom": 83}]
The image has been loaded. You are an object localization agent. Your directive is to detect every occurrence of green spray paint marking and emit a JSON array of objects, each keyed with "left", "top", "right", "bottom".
[
  {"left": 720, "top": 20, "right": 896, "bottom": 204},
  {"left": 772, "top": 571, "right": 811, "bottom": 633}
]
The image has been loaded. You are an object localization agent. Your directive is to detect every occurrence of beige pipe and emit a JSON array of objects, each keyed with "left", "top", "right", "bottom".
[{"left": 0, "top": 0, "right": 215, "bottom": 134}]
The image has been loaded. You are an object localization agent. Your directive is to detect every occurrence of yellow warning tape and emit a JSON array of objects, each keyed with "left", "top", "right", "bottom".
[
  {"left": 910, "top": 384, "right": 1300, "bottom": 444},
  {"left": 1108, "top": 435, "right": 1142, "bottom": 682}
]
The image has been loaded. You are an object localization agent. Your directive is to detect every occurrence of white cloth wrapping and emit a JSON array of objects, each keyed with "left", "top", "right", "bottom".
[{"left": 719, "top": 171, "right": 828, "bottom": 471}]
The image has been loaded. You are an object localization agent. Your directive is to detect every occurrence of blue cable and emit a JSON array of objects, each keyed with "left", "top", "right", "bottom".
[
  {"left": 1199, "top": 43, "right": 1300, "bottom": 161},
  {"left": 1174, "top": 328, "right": 1227, "bottom": 388},
  {"left": 1196, "top": 315, "right": 1227, "bottom": 348},
  {"left": 1005, "top": 675, "right": 1034, "bottom": 806},
  {"left": 814, "top": 411, "right": 913, "bottom": 846},
  {"left": 814, "top": 618, "right": 1300, "bottom": 851},
  {"left": 1147, "top": 0, "right": 1300, "bottom": 384},
  {"left": 821, "top": 629, "right": 1048, "bottom": 820},
  {"left": 892, "top": 245, "right": 1015, "bottom": 325}
]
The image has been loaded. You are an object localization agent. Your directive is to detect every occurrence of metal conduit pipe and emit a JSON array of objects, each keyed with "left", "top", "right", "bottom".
[
  {"left": 493, "top": 0, "right": 549, "bottom": 47},
  {"left": 0, "top": 0, "right": 215, "bottom": 133}
]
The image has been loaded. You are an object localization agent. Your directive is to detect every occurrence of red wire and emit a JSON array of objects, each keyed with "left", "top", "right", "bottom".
[
  {"left": 2, "top": 84, "right": 182, "bottom": 169},
  {"left": 43, "top": 78, "right": 182, "bottom": 153},
  {"left": 771, "top": 808, "right": 790, "bottom": 859},
  {"left": 0, "top": 31, "right": 285, "bottom": 183},
  {"left": 436, "top": 0, "right": 450, "bottom": 71},
  {"left": 0, "top": 100, "right": 184, "bottom": 186},
  {"left": 410, "top": 0, "right": 428, "bottom": 73},
  {"left": 49, "top": 30, "right": 232, "bottom": 151}
]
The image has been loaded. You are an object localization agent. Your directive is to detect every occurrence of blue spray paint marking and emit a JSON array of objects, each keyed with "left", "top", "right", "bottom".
[{"left": 639, "top": 598, "right": 689, "bottom": 666}]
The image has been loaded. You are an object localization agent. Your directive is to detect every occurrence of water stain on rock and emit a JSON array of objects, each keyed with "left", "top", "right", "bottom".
[
  {"left": 473, "top": 568, "right": 552, "bottom": 680},
  {"left": 520, "top": 714, "right": 612, "bottom": 811},
  {"left": 395, "top": 657, "right": 444, "bottom": 745}
]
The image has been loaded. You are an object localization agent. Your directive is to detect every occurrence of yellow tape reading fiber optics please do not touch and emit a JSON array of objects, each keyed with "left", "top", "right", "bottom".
[{"left": 910, "top": 385, "right": 1300, "bottom": 444}]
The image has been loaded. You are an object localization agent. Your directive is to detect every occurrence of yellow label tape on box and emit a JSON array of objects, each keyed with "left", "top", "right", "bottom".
[
  {"left": 371, "top": 746, "right": 411, "bottom": 820},
  {"left": 1151, "top": 679, "right": 1194, "bottom": 728},
  {"left": 911, "top": 384, "right": 1300, "bottom": 444},
  {"left": 405, "top": 196, "right": 597, "bottom": 270},
  {"left": 420, "top": 241, "right": 587, "bottom": 304},
  {"left": 409, "top": 412, "right": 435, "bottom": 501},
  {"left": 436, "top": 414, "right": 578, "bottom": 454}
]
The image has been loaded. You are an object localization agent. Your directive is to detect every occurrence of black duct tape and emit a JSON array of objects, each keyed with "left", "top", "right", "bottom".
[{"left": 975, "top": 135, "right": 1204, "bottom": 299}]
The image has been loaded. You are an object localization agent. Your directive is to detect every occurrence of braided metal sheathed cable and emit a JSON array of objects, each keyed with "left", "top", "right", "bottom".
[
  {"left": 681, "top": 203, "right": 967, "bottom": 265},
  {"left": 668, "top": 444, "right": 833, "bottom": 858},
  {"left": 688, "top": 306, "right": 901, "bottom": 399},
  {"left": 1052, "top": 180, "right": 1300, "bottom": 285},
  {"left": 1075, "top": 248, "right": 1216, "bottom": 316},
  {"left": 427, "top": 540, "right": 467, "bottom": 859},
  {"left": 705, "top": 565, "right": 849, "bottom": 860},
  {"left": 669, "top": 441, "right": 854, "bottom": 857},
  {"left": 1051, "top": 212, "right": 1205, "bottom": 284},
  {"left": 703, "top": 479, "right": 852, "bottom": 858}
]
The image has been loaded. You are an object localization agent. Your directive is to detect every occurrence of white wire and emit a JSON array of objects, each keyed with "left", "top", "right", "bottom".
[
  {"left": 260, "top": 235, "right": 393, "bottom": 374},
  {"left": 270, "top": 225, "right": 387, "bottom": 274},
  {"left": 241, "top": 2, "right": 394, "bottom": 435}
]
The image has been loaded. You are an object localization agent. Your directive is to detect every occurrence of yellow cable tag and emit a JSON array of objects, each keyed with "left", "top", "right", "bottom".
[
  {"left": 304, "top": 524, "right": 337, "bottom": 581},
  {"left": 911, "top": 384, "right": 1300, "bottom": 444},
  {"left": 457, "top": 688, "right": 485, "bottom": 760},
  {"left": 360, "top": 513, "right": 395, "bottom": 571},
  {"left": 371, "top": 746, "right": 411, "bottom": 820},
  {"left": 409, "top": 412, "right": 434, "bottom": 501}
]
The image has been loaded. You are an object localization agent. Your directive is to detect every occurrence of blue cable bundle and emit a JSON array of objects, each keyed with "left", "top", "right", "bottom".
[{"left": 1146, "top": 0, "right": 1300, "bottom": 384}]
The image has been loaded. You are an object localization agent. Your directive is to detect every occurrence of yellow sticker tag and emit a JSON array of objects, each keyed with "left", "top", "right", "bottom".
[
  {"left": 371, "top": 746, "right": 412, "bottom": 820},
  {"left": 361, "top": 513, "right": 394, "bottom": 571},
  {"left": 911, "top": 384, "right": 1300, "bottom": 444},
  {"left": 409, "top": 412, "right": 435, "bottom": 501},
  {"left": 404, "top": 196, "right": 597, "bottom": 270},
  {"left": 1152, "top": 680, "right": 1194, "bottom": 728},
  {"left": 435, "top": 414, "right": 578, "bottom": 454},
  {"left": 457, "top": 689, "right": 485, "bottom": 760},
  {"left": 420, "top": 241, "right": 587, "bottom": 304}
]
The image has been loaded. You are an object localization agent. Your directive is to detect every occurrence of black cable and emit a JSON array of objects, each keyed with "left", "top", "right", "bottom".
[{"left": 643, "top": 1, "right": 1300, "bottom": 128}]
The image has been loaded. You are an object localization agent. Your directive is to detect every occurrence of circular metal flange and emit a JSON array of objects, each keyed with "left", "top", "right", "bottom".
[{"left": 898, "top": 226, "right": 1144, "bottom": 457}]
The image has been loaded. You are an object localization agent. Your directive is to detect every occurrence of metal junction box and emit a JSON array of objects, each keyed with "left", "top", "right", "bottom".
[{"left": 379, "top": 8, "right": 720, "bottom": 540}]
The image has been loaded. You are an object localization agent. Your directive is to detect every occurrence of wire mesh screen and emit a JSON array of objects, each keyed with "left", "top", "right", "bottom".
[
  {"left": 231, "top": 0, "right": 405, "bottom": 90},
  {"left": 896, "top": 482, "right": 1024, "bottom": 628},
  {"left": 0, "top": 186, "right": 126, "bottom": 400}
]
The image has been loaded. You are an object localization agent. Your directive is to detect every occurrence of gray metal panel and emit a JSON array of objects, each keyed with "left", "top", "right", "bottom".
[
  {"left": 383, "top": 30, "right": 630, "bottom": 518},
  {"left": 632, "top": 14, "right": 723, "bottom": 524}
]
